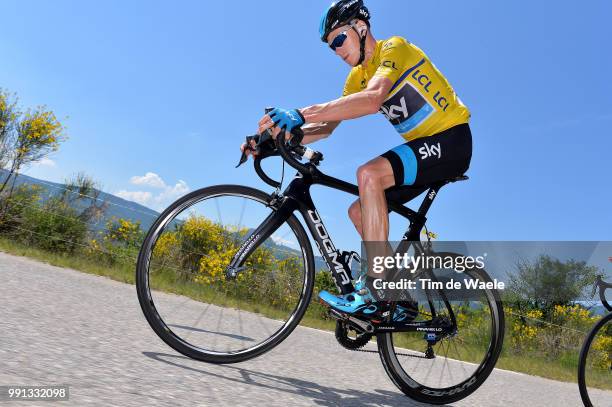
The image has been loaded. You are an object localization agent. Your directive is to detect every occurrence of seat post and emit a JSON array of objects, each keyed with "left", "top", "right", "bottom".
[{"left": 401, "top": 185, "right": 440, "bottom": 241}]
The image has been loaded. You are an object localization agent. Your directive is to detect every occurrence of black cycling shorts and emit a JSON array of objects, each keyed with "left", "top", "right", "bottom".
[{"left": 381, "top": 123, "right": 472, "bottom": 204}]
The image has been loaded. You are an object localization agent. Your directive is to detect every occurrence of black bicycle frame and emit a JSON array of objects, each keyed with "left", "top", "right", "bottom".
[{"left": 227, "top": 162, "right": 448, "bottom": 295}]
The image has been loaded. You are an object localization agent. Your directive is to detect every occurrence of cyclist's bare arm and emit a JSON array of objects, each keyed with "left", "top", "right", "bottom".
[
  {"left": 257, "top": 76, "right": 392, "bottom": 136},
  {"left": 299, "top": 76, "right": 392, "bottom": 123},
  {"left": 301, "top": 121, "right": 340, "bottom": 144}
]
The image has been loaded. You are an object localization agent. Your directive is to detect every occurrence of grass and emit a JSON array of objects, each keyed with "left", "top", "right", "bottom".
[
  {"left": 1, "top": 235, "right": 610, "bottom": 390},
  {"left": 497, "top": 349, "right": 610, "bottom": 390},
  {"left": 0, "top": 236, "right": 137, "bottom": 284}
]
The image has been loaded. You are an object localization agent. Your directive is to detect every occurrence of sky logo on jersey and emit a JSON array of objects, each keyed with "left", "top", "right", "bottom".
[
  {"left": 380, "top": 64, "right": 436, "bottom": 135},
  {"left": 380, "top": 81, "right": 434, "bottom": 135},
  {"left": 380, "top": 83, "right": 427, "bottom": 124},
  {"left": 380, "top": 96, "right": 408, "bottom": 121}
]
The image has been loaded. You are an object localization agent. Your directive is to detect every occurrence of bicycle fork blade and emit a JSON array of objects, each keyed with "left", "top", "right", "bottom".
[{"left": 225, "top": 198, "right": 297, "bottom": 278}]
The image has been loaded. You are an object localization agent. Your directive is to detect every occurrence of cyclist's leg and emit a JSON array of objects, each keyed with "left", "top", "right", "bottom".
[
  {"left": 319, "top": 157, "right": 395, "bottom": 314},
  {"left": 376, "top": 124, "right": 472, "bottom": 312},
  {"left": 355, "top": 157, "right": 396, "bottom": 241},
  {"left": 347, "top": 200, "right": 364, "bottom": 238},
  {"left": 348, "top": 187, "right": 426, "bottom": 237},
  {"left": 320, "top": 124, "right": 472, "bottom": 314}
]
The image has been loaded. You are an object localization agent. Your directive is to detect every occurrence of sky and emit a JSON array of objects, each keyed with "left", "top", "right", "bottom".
[{"left": 1, "top": 0, "right": 611, "bottom": 254}]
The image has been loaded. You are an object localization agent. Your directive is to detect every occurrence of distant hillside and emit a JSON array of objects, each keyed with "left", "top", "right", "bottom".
[{"left": 1, "top": 169, "right": 160, "bottom": 232}]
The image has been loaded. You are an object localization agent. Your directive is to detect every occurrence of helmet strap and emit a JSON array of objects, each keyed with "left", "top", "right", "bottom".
[{"left": 350, "top": 21, "right": 368, "bottom": 66}]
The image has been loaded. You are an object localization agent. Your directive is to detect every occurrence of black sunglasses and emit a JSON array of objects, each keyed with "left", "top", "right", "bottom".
[{"left": 329, "top": 31, "right": 348, "bottom": 51}]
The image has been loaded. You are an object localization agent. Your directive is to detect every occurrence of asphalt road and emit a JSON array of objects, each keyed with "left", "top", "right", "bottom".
[{"left": 1, "top": 251, "right": 610, "bottom": 406}]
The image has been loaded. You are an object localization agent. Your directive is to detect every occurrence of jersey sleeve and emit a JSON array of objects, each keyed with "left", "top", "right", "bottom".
[
  {"left": 342, "top": 68, "right": 361, "bottom": 97},
  {"left": 373, "top": 36, "right": 411, "bottom": 85}
]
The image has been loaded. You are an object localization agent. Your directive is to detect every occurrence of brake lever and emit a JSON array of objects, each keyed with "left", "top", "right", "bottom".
[{"left": 235, "top": 135, "right": 258, "bottom": 168}]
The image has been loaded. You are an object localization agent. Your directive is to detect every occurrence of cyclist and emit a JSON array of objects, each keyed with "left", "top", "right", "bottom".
[{"left": 247, "top": 0, "right": 472, "bottom": 316}]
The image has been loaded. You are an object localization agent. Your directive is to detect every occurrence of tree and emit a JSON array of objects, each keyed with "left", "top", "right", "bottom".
[
  {"left": 0, "top": 90, "right": 18, "bottom": 171},
  {"left": 506, "top": 254, "right": 599, "bottom": 315},
  {"left": 61, "top": 172, "right": 108, "bottom": 225},
  {"left": 0, "top": 89, "right": 66, "bottom": 197}
]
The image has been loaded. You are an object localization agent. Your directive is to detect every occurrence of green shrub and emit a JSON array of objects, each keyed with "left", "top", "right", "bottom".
[
  {"left": 19, "top": 196, "right": 87, "bottom": 253},
  {"left": 0, "top": 184, "right": 43, "bottom": 233}
]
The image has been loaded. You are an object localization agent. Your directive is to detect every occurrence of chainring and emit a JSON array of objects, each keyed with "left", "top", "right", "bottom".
[{"left": 335, "top": 320, "right": 373, "bottom": 350}]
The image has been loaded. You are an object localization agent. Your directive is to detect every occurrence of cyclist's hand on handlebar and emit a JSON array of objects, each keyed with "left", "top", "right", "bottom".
[
  {"left": 267, "top": 125, "right": 286, "bottom": 140},
  {"left": 258, "top": 108, "right": 305, "bottom": 134}
]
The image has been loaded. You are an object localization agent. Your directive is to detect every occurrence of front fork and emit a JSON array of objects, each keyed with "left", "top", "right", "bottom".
[{"left": 225, "top": 194, "right": 296, "bottom": 278}]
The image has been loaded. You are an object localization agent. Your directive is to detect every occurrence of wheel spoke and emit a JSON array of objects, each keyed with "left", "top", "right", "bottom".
[
  {"left": 237, "top": 197, "right": 247, "bottom": 233},
  {"left": 215, "top": 198, "right": 223, "bottom": 227}
]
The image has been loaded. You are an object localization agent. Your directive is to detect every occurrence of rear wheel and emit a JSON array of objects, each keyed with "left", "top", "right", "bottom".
[
  {"left": 578, "top": 312, "right": 612, "bottom": 407},
  {"left": 136, "top": 185, "right": 315, "bottom": 363},
  {"left": 377, "top": 253, "right": 505, "bottom": 404}
]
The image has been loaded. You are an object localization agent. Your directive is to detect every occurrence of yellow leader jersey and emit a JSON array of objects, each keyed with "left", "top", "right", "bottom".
[{"left": 343, "top": 36, "right": 470, "bottom": 141}]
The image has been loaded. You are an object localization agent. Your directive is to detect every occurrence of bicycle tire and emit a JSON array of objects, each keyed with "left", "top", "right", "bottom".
[
  {"left": 377, "top": 252, "right": 505, "bottom": 404},
  {"left": 136, "top": 184, "right": 315, "bottom": 364},
  {"left": 578, "top": 312, "right": 612, "bottom": 407}
]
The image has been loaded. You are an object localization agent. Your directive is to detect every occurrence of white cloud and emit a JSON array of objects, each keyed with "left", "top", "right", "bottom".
[
  {"left": 130, "top": 172, "right": 166, "bottom": 189},
  {"left": 154, "top": 180, "right": 190, "bottom": 204},
  {"left": 117, "top": 173, "right": 191, "bottom": 211},
  {"left": 32, "top": 158, "right": 56, "bottom": 167},
  {"left": 115, "top": 190, "right": 153, "bottom": 206}
]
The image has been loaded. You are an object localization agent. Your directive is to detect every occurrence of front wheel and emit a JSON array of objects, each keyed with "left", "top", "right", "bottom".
[
  {"left": 136, "top": 185, "right": 315, "bottom": 363},
  {"left": 377, "top": 253, "right": 505, "bottom": 404}
]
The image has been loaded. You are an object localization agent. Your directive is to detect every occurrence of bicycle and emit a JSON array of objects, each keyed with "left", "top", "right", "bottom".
[
  {"left": 136, "top": 111, "right": 505, "bottom": 405},
  {"left": 578, "top": 274, "right": 612, "bottom": 406}
]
